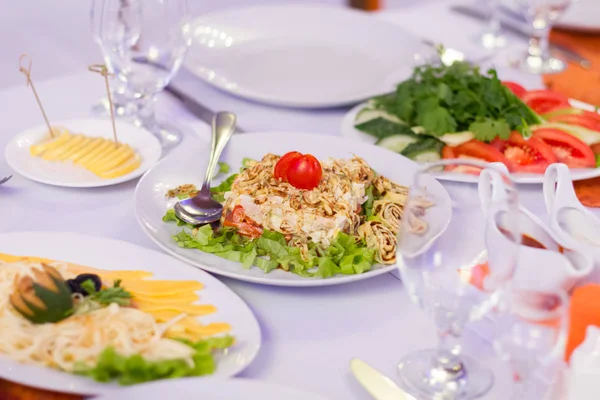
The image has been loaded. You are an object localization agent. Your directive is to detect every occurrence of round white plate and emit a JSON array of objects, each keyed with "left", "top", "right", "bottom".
[
  {"left": 556, "top": 0, "right": 600, "bottom": 32},
  {"left": 184, "top": 4, "right": 428, "bottom": 108},
  {"left": 4, "top": 119, "right": 162, "bottom": 188},
  {"left": 341, "top": 102, "right": 600, "bottom": 184},
  {"left": 0, "top": 232, "right": 261, "bottom": 396},
  {"left": 134, "top": 132, "right": 452, "bottom": 287},
  {"left": 95, "top": 378, "right": 330, "bottom": 400}
]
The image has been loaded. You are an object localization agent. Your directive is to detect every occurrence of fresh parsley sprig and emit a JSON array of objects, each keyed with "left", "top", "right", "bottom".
[
  {"left": 81, "top": 279, "right": 132, "bottom": 307},
  {"left": 374, "top": 62, "right": 541, "bottom": 142}
]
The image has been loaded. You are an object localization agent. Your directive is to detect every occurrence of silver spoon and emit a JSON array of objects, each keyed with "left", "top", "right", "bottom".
[{"left": 174, "top": 112, "right": 237, "bottom": 225}]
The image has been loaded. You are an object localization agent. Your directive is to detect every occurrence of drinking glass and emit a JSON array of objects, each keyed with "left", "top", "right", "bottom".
[
  {"left": 396, "top": 160, "right": 521, "bottom": 400},
  {"left": 90, "top": 0, "right": 138, "bottom": 118},
  {"left": 510, "top": 0, "right": 573, "bottom": 74},
  {"left": 92, "top": 0, "right": 192, "bottom": 148},
  {"left": 474, "top": 0, "right": 507, "bottom": 49},
  {"left": 492, "top": 288, "right": 569, "bottom": 399}
]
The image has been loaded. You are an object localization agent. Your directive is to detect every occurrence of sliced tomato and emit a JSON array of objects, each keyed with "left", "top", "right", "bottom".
[
  {"left": 441, "top": 140, "right": 514, "bottom": 173},
  {"left": 521, "top": 90, "right": 571, "bottom": 114},
  {"left": 502, "top": 81, "right": 527, "bottom": 98},
  {"left": 531, "top": 128, "right": 595, "bottom": 168},
  {"left": 223, "top": 205, "right": 263, "bottom": 239},
  {"left": 274, "top": 151, "right": 302, "bottom": 181},
  {"left": 546, "top": 112, "right": 600, "bottom": 132},
  {"left": 492, "top": 132, "right": 557, "bottom": 174}
]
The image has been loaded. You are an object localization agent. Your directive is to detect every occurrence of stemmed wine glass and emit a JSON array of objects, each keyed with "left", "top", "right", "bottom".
[
  {"left": 473, "top": 0, "right": 507, "bottom": 49},
  {"left": 492, "top": 288, "right": 569, "bottom": 398},
  {"left": 396, "top": 161, "right": 521, "bottom": 399},
  {"left": 91, "top": 0, "right": 192, "bottom": 148},
  {"left": 510, "top": 0, "right": 574, "bottom": 74}
]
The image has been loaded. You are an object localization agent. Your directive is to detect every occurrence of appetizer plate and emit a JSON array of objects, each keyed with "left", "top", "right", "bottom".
[
  {"left": 4, "top": 118, "right": 162, "bottom": 188},
  {"left": 134, "top": 132, "right": 452, "bottom": 287},
  {"left": 341, "top": 101, "right": 600, "bottom": 184},
  {"left": 96, "top": 378, "right": 331, "bottom": 400},
  {"left": 0, "top": 232, "right": 261, "bottom": 396},
  {"left": 184, "top": 4, "right": 427, "bottom": 108}
]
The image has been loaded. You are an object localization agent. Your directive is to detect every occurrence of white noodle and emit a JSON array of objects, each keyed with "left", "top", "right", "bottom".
[{"left": 0, "top": 260, "right": 195, "bottom": 372}]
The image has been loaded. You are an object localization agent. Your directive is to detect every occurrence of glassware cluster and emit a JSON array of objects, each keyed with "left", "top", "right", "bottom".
[{"left": 91, "top": 0, "right": 192, "bottom": 148}]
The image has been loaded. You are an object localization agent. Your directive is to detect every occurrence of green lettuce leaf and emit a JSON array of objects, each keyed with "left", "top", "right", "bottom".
[{"left": 74, "top": 336, "right": 233, "bottom": 385}]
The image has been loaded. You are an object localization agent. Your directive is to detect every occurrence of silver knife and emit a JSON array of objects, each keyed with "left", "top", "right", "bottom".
[
  {"left": 451, "top": 4, "right": 592, "bottom": 70},
  {"left": 165, "top": 84, "right": 246, "bottom": 133}
]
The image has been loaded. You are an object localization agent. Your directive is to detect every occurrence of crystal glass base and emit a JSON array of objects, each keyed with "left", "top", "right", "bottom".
[
  {"left": 133, "top": 118, "right": 182, "bottom": 150},
  {"left": 474, "top": 32, "right": 507, "bottom": 50},
  {"left": 397, "top": 349, "right": 494, "bottom": 400},
  {"left": 508, "top": 52, "right": 567, "bottom": 75},
  {"left": 92, "top": 98, "right": 137, "bottom": 118}
]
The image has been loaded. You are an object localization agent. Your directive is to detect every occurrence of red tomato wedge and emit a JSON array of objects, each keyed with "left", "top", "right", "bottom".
[
  {"left": 521, "top": 90, "right": 571, "bottom": 114},
  {"left": 441, "top": 140, "right": 514, "bottom": 174},
  {"left": 502, "top": 81, "right": 527, "bottom": 98},
  {"left": 274, "top": 151, "right": 302, "bottom": 181},
  {"left": 531, "top": 128, "right": 595, "bottom": 168},
  {"left": 546, "top": 111, "right": 600, "bottom": 132},
  {"left": 274, "top": 151, "right": 322, "bottom": 190},
  {"left": 223, "top": 205, "right": 263, "bottom": 239},
  {"left": 491, "top": 132, "right": 557, "bottom": 174}
]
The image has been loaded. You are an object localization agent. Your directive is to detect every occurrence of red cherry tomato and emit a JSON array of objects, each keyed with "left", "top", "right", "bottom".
[
  {"left": 274, "top": 151, "right": 302, "bottom": 181},
  {"left": 502, "top": 81, "right": 527, "bottom": 98},
  {"left": 491, "top": 132, "right": 557, "bottom": 174},
  {"left": 521, "top": 90, "right": 571, "bottom": 114},
  {"left": 287, "top": 154, "right": 323, "bottom": 190},
  {"left": 531, "top": 128, "right": 596, "bottom": 168}
]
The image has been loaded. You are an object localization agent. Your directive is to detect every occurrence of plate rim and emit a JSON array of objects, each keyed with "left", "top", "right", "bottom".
[
  {"left": 4, "top": 118, "right": 162, "bottom": 188},
  {"left": 340, "top": 101, "right": 600, "bottom": 184},
  {"left": 0, "top": 231, "right": 261, "bottom": 395},
  {"left": 184, "top": 4, "right": 424, "bottom": 109}
]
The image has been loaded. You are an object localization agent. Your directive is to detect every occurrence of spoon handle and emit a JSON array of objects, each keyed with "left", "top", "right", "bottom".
[{"left": 202, "top": 112, "right": 237, "bottom": 190}]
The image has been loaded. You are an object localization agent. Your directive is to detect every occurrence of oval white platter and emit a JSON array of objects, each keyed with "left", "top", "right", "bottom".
[
  {"left": 341, "top": 100, "right": 600, "bottom": 184},
  {"left": 4, "top": 118, "right": 162, "bottom": 188},
  {"left": 0, "top": 231, "right": 261, "bottom": 396},
  {"left": 184, "top": 4, "right": 428, "bottom": 108},
  {"left": 134, "top": 132, "right": 452, "bottom": 287},
  {"left": 95, "top": 378, "right": 331, "bottom": 400}
]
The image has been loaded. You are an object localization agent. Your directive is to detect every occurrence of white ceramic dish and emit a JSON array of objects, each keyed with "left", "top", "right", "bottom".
[
  {"left": 184, "top": 4, "right": 427, "bottom": 108},
  {"left": 4, "top": 119, "right": 162, "bottom": 188},
  {"left": 0, "top": 232, "right": 261, "bottom": 396},
  {"left": 341, "top": 100, "right": 600, "bottom": 184},
  {"left": 134, "top": 132, "right": 452, "bottom": 287},
  {"left": 95, "top": 378, "right": 331, "bottom": 400}
]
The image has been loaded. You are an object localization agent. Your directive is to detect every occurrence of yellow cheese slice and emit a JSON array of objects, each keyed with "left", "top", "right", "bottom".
[
  {"left": 42, "top": 135, "right": 87, "bottom": 161},
  {"left": 29, "top": 131, "right": 72, "bottom": 156},
  {"left": 96, "top": 154, "right": 141, "bottom": 179}
]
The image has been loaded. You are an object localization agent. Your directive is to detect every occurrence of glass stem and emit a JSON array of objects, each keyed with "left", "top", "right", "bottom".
[
  {"left": 487, "top": 0, "right": 501, "bottom": 35},
  {"left": 433, "top": 310, "right": 464, "bottom": 376},
  {"left": 136, "top": 93, "right": 158, "bottom": 130},
  {"left": 528, "top": 26, "right": 550, "bottom": 60}
]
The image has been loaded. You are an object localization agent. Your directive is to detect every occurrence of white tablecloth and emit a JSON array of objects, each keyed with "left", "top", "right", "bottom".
[{"left": 0, "top": 1, "right": 592, "bottom": 399}]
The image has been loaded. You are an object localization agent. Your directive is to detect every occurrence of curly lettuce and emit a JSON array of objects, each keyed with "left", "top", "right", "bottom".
[{"left": 168, "top": 221, "right": 376, "bottom": 278}]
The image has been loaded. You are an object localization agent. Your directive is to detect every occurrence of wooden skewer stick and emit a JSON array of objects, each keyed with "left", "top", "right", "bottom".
[
  {"left": 19, "top": 54, "right": 55, "bottom": 138},
  {"left": 89, "top": 64, "right": 119, "bottom": 146}
]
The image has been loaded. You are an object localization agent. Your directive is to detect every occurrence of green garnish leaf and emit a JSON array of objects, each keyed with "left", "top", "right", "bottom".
[
  {"left": 83, "top": 279, "right": 132, "bottom": 307},
  {"left": 217, "top": 161, "right": 230, "bottom": 174},
  {"left": 210, "top": 173, "right": 238, "bottom": 203}
]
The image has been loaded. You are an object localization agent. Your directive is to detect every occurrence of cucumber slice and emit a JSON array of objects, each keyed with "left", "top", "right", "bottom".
[
  {"left": 354, "top": 108, "right": 404, "bottom": 125},
  {"left": 438, "top": 131, "right": 474, "bottom": 146},
  {"left": 356, "top": 118, "right": 415, "bottom": 140},
  {"left": 401, "top": 137, "right": 444, "bottom": 161},
  {"left": 376, "top": 134, "right": 420, "bottom": 153}
]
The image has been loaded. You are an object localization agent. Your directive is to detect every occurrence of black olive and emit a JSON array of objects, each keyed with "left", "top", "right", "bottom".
[
  {"left": 66, "top": 279, "right": 82, "bottom": 294},
  {"left": 74, "top": 274, "right": 102, "bottom": 294}
]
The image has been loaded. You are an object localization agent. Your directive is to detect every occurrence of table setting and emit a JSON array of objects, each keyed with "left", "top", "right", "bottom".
[{"left": 2, "top": 0, "right": 600, "bottom": 399}]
